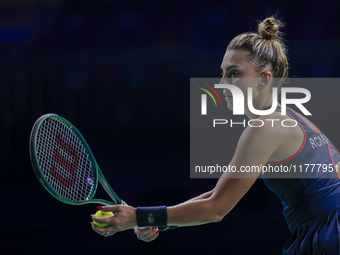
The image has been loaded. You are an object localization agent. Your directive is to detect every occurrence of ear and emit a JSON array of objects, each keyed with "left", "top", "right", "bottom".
[{"left": 259, "top": 71, "right": 272, "bottom": 88}]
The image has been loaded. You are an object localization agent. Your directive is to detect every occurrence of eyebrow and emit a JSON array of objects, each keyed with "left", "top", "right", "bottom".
[{"left": 220, "top": 65, "right": 239, "bottom": 71}]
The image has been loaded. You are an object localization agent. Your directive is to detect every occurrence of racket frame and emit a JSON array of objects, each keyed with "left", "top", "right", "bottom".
[{"left": 29, "top": 113, "right": 122, "bottom": 206}]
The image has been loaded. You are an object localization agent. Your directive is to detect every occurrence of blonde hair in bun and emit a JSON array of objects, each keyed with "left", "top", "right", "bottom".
[
  {"left": 227, "top": 16, "right": 288, "bottom": 88},
  {"left": 258, "top": 17, "right": 283, "bottom": 40}
]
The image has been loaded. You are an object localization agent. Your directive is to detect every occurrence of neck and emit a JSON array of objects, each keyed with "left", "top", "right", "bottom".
[{"left": 245, "top": 101, "right": 281, "bottom": 119}]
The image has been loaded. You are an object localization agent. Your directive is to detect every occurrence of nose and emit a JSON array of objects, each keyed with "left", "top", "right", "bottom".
[
  {"left": 219, "top": 73, "right": 229, "bottom": 95},
  {"left": 220, "top": 72, "right": 231, "bottom": 85},
  {"left": 219, "top": 73, "right": 226, "bottom": 84}
]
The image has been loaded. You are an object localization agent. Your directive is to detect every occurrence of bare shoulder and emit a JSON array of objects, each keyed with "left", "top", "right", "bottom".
[
  {"left": 233, "top": 113, "right": 282, "bottom": 165},
  {"left": 245, "top": 111, "right": 305, "bottom": 162},
  {"left": 237, "top": 111, "right": 302, "bottom": 160},
  {"left": 240, "top": 111, "right": 287, "bottom": 146}
]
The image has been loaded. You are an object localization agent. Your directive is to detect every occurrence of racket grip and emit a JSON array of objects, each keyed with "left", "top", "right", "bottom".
[
  {"left": 136, "top": 227, "right": 147, "bottom": 229},
  {"left": 120, "top": 200, "right": 147, "bottom": 230}
]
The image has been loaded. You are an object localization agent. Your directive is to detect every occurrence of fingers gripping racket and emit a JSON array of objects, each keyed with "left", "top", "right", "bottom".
[{"left": 29, "top": 114, "right": 129, "bottom": 208}]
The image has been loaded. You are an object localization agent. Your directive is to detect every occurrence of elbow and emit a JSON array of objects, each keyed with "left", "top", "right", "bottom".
[
  {"left": 210, "top": 212, "right": 225, "bottom": 223},
  {"left": 209, "top": 203, "right": 228, "bottom": 222},
  {"left": 208, "top": 199, "right": 231, "bottom": 223}
]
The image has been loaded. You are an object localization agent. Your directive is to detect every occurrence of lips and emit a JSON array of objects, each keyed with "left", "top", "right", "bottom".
[{"left": 225, "top": 95, "right": 233, "bottom": 101}]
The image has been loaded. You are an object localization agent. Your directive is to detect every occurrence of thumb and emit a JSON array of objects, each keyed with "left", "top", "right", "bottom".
[{"left": 97, "top": 205, "right": 121, "bottom": 213}]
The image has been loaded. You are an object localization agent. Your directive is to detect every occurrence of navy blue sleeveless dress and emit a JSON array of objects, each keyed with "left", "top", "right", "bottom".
[{"left": 261, "top": 106, "right": 340, "bottom": 254}]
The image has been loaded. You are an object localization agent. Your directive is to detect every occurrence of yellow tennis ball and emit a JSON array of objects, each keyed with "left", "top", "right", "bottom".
[{"left": 93, "top": 211, "right": 114, "bottom": 228}]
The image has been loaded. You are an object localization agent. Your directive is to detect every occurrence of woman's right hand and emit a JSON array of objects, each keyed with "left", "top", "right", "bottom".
[{"left": 133, "top": 227, "right": 159, "bottom": 242}]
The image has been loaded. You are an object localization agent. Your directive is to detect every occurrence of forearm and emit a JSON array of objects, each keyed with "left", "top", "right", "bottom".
[
  {"left": 181, "top": 189, "right": 214, "bottom": 204},
  {"left": 167, "top": 197, "right": 229, "bottom": 227},
  {"left": 155, "top": 190, "right": 215, "bottom": 231}
]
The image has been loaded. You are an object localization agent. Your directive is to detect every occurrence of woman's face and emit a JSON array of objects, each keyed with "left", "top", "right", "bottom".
[{"left": 220, "top": 49, "right": 262, "bottom": 112}]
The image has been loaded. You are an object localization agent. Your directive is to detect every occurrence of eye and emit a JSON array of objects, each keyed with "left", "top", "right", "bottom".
[
  {"left": 230, "top": 71, "right": 239, "bottom": 77},
  {"left": 225, "top": 70, "right": 239, "bottom": 78}
]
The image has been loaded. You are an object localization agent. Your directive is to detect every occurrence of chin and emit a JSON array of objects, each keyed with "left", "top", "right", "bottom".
[{"left": 227, "top": 102, "right": 233, "bottom": 111}]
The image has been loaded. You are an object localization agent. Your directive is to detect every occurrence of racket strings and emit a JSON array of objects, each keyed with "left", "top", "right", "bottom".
[{"left": 36, "top": 118, "right": 95, "bottom": 202}]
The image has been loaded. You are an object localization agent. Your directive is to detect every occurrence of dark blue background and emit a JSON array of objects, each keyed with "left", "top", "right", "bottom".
[{"left": 1, "top": 0, "right": 340, "bottom": 254}]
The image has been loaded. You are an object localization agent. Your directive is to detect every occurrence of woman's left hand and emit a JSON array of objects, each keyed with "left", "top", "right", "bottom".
[{"left": 91, "top": 205, "right": 137, "bottom": 237}]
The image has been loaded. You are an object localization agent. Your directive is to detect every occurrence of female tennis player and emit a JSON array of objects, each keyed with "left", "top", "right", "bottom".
[{"left": 91, "top": 17, "right": 340, "bottom": 253}]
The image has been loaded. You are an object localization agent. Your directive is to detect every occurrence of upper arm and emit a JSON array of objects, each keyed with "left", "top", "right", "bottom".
[{"left": 210, "top": 122, "right": 283, "bottom": 217}]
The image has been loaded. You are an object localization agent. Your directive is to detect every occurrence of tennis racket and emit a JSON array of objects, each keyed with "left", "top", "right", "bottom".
[{"left": 29, "top": 113, "right": 131, "bottom": 208}]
